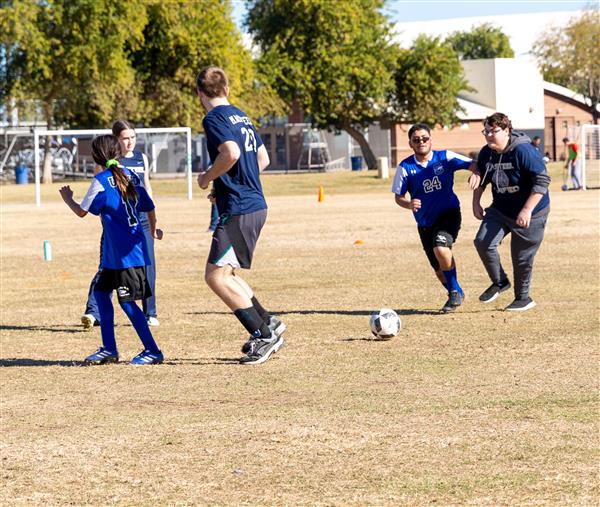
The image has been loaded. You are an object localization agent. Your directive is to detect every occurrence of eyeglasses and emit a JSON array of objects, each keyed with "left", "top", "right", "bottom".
[
  {"left": 481, "top": 128, "right": 503, "bottom": 136},
  {"left": 411, "top": 136, "right": 430, "bottom": 144}
]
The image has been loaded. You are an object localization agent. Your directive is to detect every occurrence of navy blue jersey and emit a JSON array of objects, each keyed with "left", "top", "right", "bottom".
[
  {"left": 477, "top": 133, "right": 550, "bottom": 219},
  {"left": 80, "top": 168, "right": 154, "bottom": 269},
  {"left": 203, "top": 104, "right": 267, "bottom": 216},
  {"left": 120, "top": 150, "right": 147, "bottom": 189},
  {"left": 392, "top": 150, "right": 472, "bottom": 227}
]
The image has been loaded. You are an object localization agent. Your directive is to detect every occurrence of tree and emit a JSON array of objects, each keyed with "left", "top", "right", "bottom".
[
  {"left": 129, "top": 0, "right": 283, "bottom": 132},
  {"left": 533, "top": 7, "right": 600, "bottom": 124},
  {"left": 446, "top": 23, "right": 514, "bottom": 60},
  {"left": 1, "top": 0, "right": 146, "bottom": 182},
  {"left": 246, "top": 0, "right": 397, "bottom": 170},
  {"left": 391, "top": 35, "right": 470, "bottom": 126}
]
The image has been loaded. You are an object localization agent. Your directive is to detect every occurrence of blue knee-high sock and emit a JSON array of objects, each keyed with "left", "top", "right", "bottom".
[
  {"left": 443, "top": 267, "right": 462, "bottom": 293},
  {"left": 95, "top": 290, "right": 117, "bottom": 353},
  {"left": 120, "top": 301, "right": 160, "bottom": 354}
]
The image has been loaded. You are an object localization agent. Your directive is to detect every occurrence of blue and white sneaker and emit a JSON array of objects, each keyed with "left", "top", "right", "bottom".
[
  {"left": 129, "top": 350, "right": 164, "bottom": 365},
  {"left": 85, "top": 347, "right": 118, "bottom": 365}
]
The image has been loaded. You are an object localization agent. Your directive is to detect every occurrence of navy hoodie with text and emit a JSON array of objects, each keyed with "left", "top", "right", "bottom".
[{"left": 477, "top": 132, "right": 550, "bottom": 219}]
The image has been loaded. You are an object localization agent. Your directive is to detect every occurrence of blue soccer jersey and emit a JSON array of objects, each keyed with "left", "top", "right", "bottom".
[
  {"left": 120, "top": 150, "right": 147, "bottom": 189},
  {"left": 203, "top": 104, "right": 267, "bottom": 216},
  {"left": 391, "top": 150, "right": 472, "bottom": 227},
  {"left": 80, "top": 168, "right": 155, "bottom": 269}
]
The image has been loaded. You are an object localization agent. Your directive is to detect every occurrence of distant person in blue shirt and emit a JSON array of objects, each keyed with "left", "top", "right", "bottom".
[
  {"left": 392, "top": 123, "right": 477, "bottom": 313},
  {"left": 195, "top": 66, "right": 285, "bottom": 365},
  {"left": 59, "top": 134, "right": 164, "bottom": 365},
  {"left": 472, "top": 112, "right": 550, "bottom": 312}
]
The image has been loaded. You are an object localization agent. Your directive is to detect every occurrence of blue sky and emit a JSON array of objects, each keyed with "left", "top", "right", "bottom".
[{"left": 231, "top": 0, "right": 588, "bottom": 30}]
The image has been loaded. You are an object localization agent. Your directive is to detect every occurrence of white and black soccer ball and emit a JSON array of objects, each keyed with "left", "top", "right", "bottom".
[{"left": 369, "top": 308, "right": 401, "bottom": 340}]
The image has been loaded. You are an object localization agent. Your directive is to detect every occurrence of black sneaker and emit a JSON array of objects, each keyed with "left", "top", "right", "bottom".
[
  {"left": 505, "top": 297, "right": 536, "bottom": 312},
  {"left": 442, "top": 290, "right": 463, "bottom": 313},
  {"left": 479, "top": 279, "right": 511, "bottom": 303},
  {"left": 241, "top": 316, "right": 286, "bottom": 354},
  {"left": 239, "top": 335, "right": 285, "bottom": 365}
]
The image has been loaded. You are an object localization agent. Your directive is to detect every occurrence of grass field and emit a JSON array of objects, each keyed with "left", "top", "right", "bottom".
[{"left": 1, "top": 164, "right": 598, "bottom": 505}]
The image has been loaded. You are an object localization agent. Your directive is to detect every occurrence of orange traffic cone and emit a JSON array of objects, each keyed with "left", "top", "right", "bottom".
[{"left": 318, "top": 186, "right": 325, "bottom": 202}]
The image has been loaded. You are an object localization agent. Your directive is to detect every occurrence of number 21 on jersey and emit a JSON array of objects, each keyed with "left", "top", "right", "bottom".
[
  {"left": 423, "top": 176, "right": 442, "bottom": 193},
  {"left": 241, "top": 127, "right": 257, "bottom": 152}
]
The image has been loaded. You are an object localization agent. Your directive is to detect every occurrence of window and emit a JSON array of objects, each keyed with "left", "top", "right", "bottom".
[{"left": 276, "top": 133, "right": 286, "bottom": 166}]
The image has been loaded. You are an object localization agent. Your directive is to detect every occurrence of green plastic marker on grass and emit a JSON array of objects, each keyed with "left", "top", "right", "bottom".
[{"left": 43, "top": 240, "right": 52, "bottom": 261}]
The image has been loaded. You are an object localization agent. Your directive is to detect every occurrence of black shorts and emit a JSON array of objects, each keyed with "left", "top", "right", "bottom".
[
  {"left": 417, "top": 208, "right": 461, "bottom": 271},
  {"left": 208, "top": 209, "right": 267, "bottom": 269},
  {"left": 95, "top": 266, "right": 151, "bottom": 303}
]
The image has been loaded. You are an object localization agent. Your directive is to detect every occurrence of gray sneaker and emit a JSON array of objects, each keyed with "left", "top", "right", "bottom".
[
  {"left": 239, "top": 335, "right": 285, "bottom": 365},
  {"left": 241, "top": 316, "right": 286, "bottom": 354},
  {"left": 442, "top": 290, "right": 464, "bottom": 313}
]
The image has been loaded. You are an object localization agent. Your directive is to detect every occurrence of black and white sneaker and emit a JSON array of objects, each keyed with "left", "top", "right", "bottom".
[
  {"left": 505, "top": 297, "right": 536, "bottom": 312},
  {"left": 479, "top": 279, "right": 511, "bottom": 303},
  {"left": 239, "top": 335, "right": 285, "bottom": 365},
  {"left": 241, "top": 316, "right": 286, "bottom": 354},
  {"left": 442, "top": 290, "right": 464, "bottom": 313}
]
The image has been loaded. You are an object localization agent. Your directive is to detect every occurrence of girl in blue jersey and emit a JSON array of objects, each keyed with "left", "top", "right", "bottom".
[
  {"left": 81, "top": 120, "right": 160, "bottom": 329},
  {"left": 60, "top": 135, "right": 164, "bottom": 365}
]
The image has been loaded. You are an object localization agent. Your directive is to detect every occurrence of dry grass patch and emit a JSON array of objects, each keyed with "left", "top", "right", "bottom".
[{"left": 1, "top": 168, "right": 598, "bottom": 505}]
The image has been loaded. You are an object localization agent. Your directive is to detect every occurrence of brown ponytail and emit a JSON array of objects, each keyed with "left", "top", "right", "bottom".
[{"left": 91, "top": 135, "right": 137, "bottom": 201}]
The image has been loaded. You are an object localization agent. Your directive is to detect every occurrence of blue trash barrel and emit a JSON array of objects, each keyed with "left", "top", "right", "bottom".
[
  {"left": 351, "top": 156, "right": 363, "bottom": 171},
  {"left": 15, "top": 165, "right": 29, "bottom": 184}
]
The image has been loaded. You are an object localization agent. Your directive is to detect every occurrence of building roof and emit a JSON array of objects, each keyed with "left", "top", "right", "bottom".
[
  {"left": 544, "top": 81, "right": 600, "bottom": 112},
  {"left": 455, "top": 97, "right": 497, "bottom": 121}
]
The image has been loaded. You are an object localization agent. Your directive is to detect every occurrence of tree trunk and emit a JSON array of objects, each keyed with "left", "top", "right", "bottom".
[
  {"left": 42, "top": 103, "right": 53, "bottom": 184},
  {"left": 342, "top": 122, "right": 378, "bottom": 170}
]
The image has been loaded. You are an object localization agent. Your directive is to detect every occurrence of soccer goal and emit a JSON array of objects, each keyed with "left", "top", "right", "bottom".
[
  {"left": 32, "top": 127, "right": 192, "bottom": 206},
  {"left": 580, "top": 124, "right": 600, "bottom": 190}
]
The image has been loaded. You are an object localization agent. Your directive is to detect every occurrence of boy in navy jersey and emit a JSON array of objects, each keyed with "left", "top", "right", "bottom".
[
  {"left": 472, "top": 112, "right": 550, "bottom": 311},
  {"left": 392, "top": 124, "right": 477, "bottom": 312},
  {"left": 60, "top": 135, "right": 164, "bottom": 365},
  {"left": 196, "top": 66, "right": 285, "bottom": 365}
]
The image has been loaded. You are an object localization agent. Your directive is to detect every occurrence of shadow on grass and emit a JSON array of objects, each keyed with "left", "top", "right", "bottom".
[
  {"left": 187, "top": 308, "right": 443, "bottom": 317},
  {"left": 164, "top": 357, "right": 241, "bottom": 366},
  {"left": 0, "top": 358, "right": 87, "bottom": 367},
  {"left": 1, "top": 324, "right": 88, "bottom": 334}
]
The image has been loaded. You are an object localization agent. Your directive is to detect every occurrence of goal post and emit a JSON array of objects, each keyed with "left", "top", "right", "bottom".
[
  {"left": 32, "top": 127, "right": 193, "bottom": 207},
  {"left": 580, "top": 124, "right": 600, "bottom": 191}
]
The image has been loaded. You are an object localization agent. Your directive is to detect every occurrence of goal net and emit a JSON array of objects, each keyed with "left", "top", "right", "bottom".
[
  {"left": 31, "top": 127, "right": 192, "bottom": 206},
  {"left": 580, "top": 124, "right": 600, "bottom": 190}
]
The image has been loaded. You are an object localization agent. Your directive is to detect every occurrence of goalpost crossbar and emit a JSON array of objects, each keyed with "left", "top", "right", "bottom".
[{"left": 32, "top": 127, "right": 193, "bottom": 207}]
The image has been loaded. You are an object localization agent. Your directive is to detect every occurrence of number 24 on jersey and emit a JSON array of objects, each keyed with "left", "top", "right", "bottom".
[{"left": 423, "top": 176, "right": 442, "bottom": 193}]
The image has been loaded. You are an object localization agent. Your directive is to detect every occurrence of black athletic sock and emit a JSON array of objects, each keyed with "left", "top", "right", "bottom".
[
  {"left": 251, "top": 296, "right": 271, "bottom": 325},
  {"left": 234, "top": 307, "right": 271, "bottom": 339}
]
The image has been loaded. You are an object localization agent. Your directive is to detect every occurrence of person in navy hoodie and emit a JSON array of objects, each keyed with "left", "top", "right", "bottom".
[{"left": 471, "top": 112, "right": 550, "bottom": 312}]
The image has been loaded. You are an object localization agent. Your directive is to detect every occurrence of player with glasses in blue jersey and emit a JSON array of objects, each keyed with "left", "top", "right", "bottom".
[{"left": 392, "top": 123, "right": 479, "bottom": 312}]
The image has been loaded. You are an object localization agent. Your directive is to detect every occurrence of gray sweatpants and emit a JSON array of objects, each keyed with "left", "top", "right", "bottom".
[{"left": 474, "top": 206, "right": 549, "bottom": 299}]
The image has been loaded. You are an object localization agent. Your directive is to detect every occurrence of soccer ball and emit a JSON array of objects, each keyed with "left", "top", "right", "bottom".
[
  {"left": 369, "top": 308, "right": 401, "bottom": 340},
  {"left": 561, "top": 184, "right": 568, "bottom": 191}
]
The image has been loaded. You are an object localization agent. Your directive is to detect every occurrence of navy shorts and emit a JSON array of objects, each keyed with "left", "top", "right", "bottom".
[
  {"left": 417, "top": 208, "right": 461, "bottom": 271},
  {"left": 95, "top": 266, "right": 151, "bottom": 303},
  {"left": 208, "top": 209, "right": 267, "bottom": 269}
]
